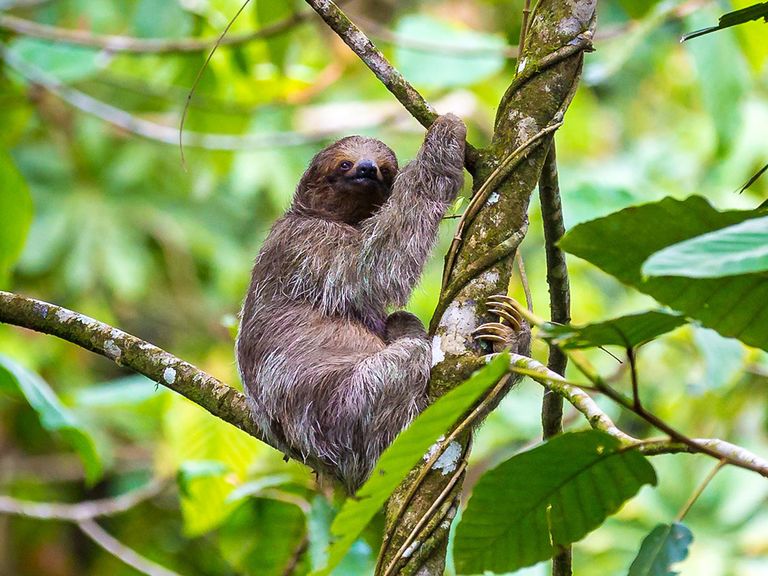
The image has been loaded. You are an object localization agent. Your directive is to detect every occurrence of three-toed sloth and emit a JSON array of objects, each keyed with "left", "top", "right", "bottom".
[{"left": 236, "top": 114, "right": 466, "bottom": 492}]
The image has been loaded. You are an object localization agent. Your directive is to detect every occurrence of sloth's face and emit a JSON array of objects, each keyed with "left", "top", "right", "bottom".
[{"left": 294, "top": 136, "right": 399, "bottom": 225}]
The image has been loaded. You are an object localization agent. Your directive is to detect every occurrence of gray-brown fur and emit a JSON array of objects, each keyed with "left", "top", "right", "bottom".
[{"left": 236, "top": 115, "right": 466, "bottom": 492}]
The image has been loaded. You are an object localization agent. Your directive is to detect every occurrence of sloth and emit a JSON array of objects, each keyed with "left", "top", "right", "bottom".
[{"left": 236, "top": 114, "right": 466, "bottom": 492}]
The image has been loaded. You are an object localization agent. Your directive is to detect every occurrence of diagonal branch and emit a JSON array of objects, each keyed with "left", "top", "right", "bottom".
[
  {"left": 303, "top": 0, "right": 435, "bottom": 125},
  {"left": 78, "top": 520, "right": 184, "bottom": 576},
  {"left": 302, "top": 0, "right": 480, "bottom": 172},
  {"left": 0, "top": 291, "right": 259, "bottom": 440},
  {"left": 508, "top": 353, "right": 768, "bottom": 478}
]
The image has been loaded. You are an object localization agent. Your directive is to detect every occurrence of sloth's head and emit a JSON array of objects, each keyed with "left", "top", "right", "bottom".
[{"left": 292, "top": 136, "right": 398, "bottom": 225}]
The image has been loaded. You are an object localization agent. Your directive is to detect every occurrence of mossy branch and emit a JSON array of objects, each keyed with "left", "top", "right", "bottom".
[{"left": 0, "top": 291, "right": 259, "bottom": 439}]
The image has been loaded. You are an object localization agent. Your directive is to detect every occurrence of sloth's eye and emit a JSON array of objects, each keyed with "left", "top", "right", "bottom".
[
  {"left": 381, "top": 167, "right": 391, "bottom": 177},
  {"left": 339, "top": 161, "right": 353, "bottom": 171}
]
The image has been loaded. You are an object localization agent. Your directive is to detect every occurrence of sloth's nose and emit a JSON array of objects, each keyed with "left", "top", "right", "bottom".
[{"left": 356, "top": 160, "right": 379, "bottom": 180}]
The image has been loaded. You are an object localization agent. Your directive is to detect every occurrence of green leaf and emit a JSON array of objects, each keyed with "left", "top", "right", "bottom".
[
  {"left": 0, "top": 354, "right": 102, "bottom": 484},
  {"left": 313, "top": 353, "right": 510, "bottom": 576},
  {"left": 218, "top": 498, "right": 308, "bottom": 576},
  {"left": 177, "top": 460, "right": 230, "bottom": 498},
  {"left": 682, "top": 2, "right": 768, "bottom": 41},
  {"left": 7, "top": 38, "right": 103, "bottom": 83},
  {"left": 540, "top": 310, "right": 687, "bottom": 349},
  {"left": 559, "top": 196, "right": 768, "bottom": 351},
  {"left": 643, "top": 215, "right": 768, "bottom": 278},
  {"left": 0, "top": 152, "right": 33, "bottom": 285},
  {"left": 394, "top": 15, "right": 506, "bottom": 88},
  {"left": 454, "top": 430, "right": 657, "bottom": 575},
  {"left": 628, "top": 523, "right": 693, "bottom": 576},
  {"left": 225, "top": 474, "right": 295, "bottom": 504},
  {"left": 164, "top": 395, "right": 265, "bottom": 535}
]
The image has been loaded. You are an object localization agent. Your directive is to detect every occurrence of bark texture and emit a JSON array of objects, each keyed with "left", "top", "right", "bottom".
[{"left": 376, "top": 2, "right": 596, "bottom": 574}]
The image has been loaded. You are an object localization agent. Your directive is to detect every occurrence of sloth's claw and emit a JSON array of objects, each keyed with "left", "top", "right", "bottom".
[
  {"left": 473, "top": 295, "right": 526, "bottom": 351},
  {"left": 486, "top": 304, "right": 521, "bottom": 330}
]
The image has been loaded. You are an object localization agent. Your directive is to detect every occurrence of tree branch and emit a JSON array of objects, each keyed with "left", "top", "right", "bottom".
[
  {"left": 78, "top": 520, "right": 184, "bottom": 576},
  {"left": 302, "top": 0, "right": 480, "bottom": 172},
  {"left": 538, "top": 141, "right": 572, "bottom": 576},
  {"left": 374, "top": 1, "right": 597, "bottom": 573},
  {"left": 508, "top": 353, "right": 768, "bottom": 478},
  {"left": 0, "top": 479, "right": 163, "bottom": 521},
  {"left": 0, "top": 291, "right": 259, "bottom": 440},
  {"left": 0, "top": 10, "right": 309, "bottom": 54},
  {"left": 538, "top": 142, "right": 570, "bottom": 438}
]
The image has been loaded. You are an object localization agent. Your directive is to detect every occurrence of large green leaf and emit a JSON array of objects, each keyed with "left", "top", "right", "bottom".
[
  {"left": 218, "top": 498, "right": 308, "bottom": 576},
  {"left": 0, "top": 151, "right": 33, "bottom": 285},
  {"left": 539, "top": 310, "right": 687, "bottom": 349},
  {"left": 308, "top": 497, "right": 376, "bottom": 576},
  {"left": 454, "top": 430, "right": 656, "bottom": 575},
  {"left": 0, "top": 354, "right": 102, "bottom": 484},
  {"left": 313, "top": 353, "right": 510, "bottom": 576},
  {"left": 643, "top": 215, "right": 768, "bottom": 278},
  {"left": 163, "top": 395, "right": 264, "bottom": 535},
  {"left": 559, "top": 196, "right": 768, "bottom": 351},
  {"left": 394, "top": 15, "right": 506, "bottom": 88},
  {"left": 628, "top": 523, "right": 693, "bottom": 576}
]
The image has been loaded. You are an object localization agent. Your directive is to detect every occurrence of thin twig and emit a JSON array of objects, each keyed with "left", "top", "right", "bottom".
[
  {"left": 381, "top": 459, "right": 468, "bottom": 576},
  {"left": 78, "top": 520, "right": 183, "bottom": 576},
  {"left": 676, "top": 460, "right": 726, "bottom": 522},
  {"left": 510, "top": 352, "right": 768, "bottom": 478},
  {"left": 0, "top": 11, "right": 308, "bottom": 54},
  {"left": 515, "top": 251, "right": 533, "bottom": 313},
  {"left": 518, "top": 0, "right": 533, "bottom": 57},
  {"left": 0, "top": 478, "right": 164, "bottom": 521},
  {"left": 281, "top": 535, "right": 310, "bottom": 576}
]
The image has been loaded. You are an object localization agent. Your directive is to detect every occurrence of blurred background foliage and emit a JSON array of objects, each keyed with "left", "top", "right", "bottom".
[{"left": 0, "top": 0, "right": 766, "bottom": 574}]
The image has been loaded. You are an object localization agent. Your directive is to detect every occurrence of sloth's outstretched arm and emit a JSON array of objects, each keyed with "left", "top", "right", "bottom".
[{"left": 356, "top": 114, "right": 466, "bottom": 308}]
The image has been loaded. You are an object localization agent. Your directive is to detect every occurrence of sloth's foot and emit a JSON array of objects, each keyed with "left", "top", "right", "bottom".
[{"left": 472, "top": 295, "right": 530, "bottom": 354}]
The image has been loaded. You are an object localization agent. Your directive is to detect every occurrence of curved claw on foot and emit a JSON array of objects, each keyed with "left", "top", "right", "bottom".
[
  {"left": 487, "top": 304, "right": 521, "bottom": 330},
  {"left": 472, "top": 322, "right": 517, "bottom": 347},
  {"left": 474, "top": 295, "right": 528, "bottom": 351},
  {"left": 486, "top": 295, "right": 524, "bottom": 329}
]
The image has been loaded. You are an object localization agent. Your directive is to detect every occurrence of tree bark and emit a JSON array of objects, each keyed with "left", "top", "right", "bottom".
[{"left": 376, "top": 2, "right": 596, "bottom": 574}]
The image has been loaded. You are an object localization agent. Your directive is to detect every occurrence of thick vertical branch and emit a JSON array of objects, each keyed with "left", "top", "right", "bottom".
[
  {"left": 539, "top": 142, "right": 570, "bottom": 437},
  {"left": 378, "top": 2, "right": 596, "bottom": 574},
  {"left": 538, "top": 143, "right": 573, "bottom": 576}
]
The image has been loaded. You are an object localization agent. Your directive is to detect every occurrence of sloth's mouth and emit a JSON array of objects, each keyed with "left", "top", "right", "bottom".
[{"left": 348, "top": 175, "right": 381, "bottom": 186}]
